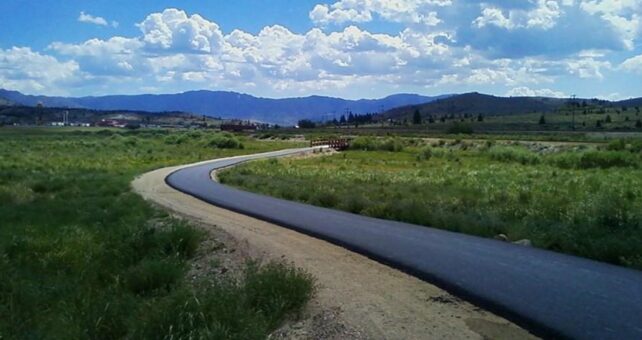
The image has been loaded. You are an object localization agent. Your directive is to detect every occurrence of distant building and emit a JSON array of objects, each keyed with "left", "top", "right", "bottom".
[{"left": 96, "top": 119, "right": 128, "bottom": 128}]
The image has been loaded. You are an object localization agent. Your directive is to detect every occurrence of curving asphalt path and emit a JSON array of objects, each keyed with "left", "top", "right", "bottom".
[{"left": 166, "top": 147, "right": 642, "bottom": 339}]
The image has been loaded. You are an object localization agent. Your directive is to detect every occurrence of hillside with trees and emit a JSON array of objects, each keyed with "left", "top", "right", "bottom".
[
  {"left": 0, "top": 105, "right": 220, "bottom": 128},
  {"left": 381, "top": 92, "right": 569, "bottom": 120}
]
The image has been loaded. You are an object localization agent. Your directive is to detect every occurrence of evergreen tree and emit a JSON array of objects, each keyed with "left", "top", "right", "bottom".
[
  {"left": 605, "top": 115, "right": 612, "bottom": 123},
  {"left": 298, "top": 119, "right": 316, "bottom": 129},
  {"left": 539, "top": 115, "right": 546, "bottom": 125},
  {"left": 477, "top": 114, "right": 484, "bottom": 122},
  {"left": 412, "top": 109, "right": 422, "bottom": 125}
]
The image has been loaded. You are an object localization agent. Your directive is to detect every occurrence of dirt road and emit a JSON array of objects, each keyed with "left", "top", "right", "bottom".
[{"left": 132, "top": 157, "right": 535, "bottom": 339}]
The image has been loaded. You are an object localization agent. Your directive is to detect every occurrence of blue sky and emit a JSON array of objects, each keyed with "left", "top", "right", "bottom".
[{"left": 0, "top": 0, "right": 641, "bottom": 99}]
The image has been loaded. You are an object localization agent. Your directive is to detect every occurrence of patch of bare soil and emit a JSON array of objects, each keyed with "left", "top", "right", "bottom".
[{"left": 132, "top": 155, "right": 537, "bottom": 340}]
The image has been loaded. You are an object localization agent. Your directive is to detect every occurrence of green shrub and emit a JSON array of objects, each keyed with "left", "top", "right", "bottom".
[
  {"left": 350, "top": 136, "right": 377, "bottom": 151},
  {"left": 243, "top": 261, "right": 315, "bottom": 328},
  {"left": 123, "top": 136, "right": 138, "bottom": 146},
  {"left": 379, "top": 137, "right": 404, "bottom": 152},
  {"left": 606, "top": 139, "right": 626, "bottom": 151},
  {"left": 135, "top": 285, "right": 267, "bottom": 340},
  {"left": 350, "top": 136, "right": 404, "bottom": 152},
  {"left": 267, "top": 157, "right": 279, "bottom": 165},
  {"left": 549, "top": 151, "right": 638, "bottom": 169},
  {"left": 164, "top": 134, "right": 187, "bottom": 145},
  {"left": 311, "top": 191, "right": 339, "bottom": 207},
  {"left": 578, "top": 151, "right": 638, "bottom": 169},
  {"left": 430, "top": 148, "right": 448, "bottom": 158},
  {"left": 416, "top": 146, "right": 433, "bottom": 161},
  {"left": 489, "top": 146, "right": 541, "bottom": 165},
  {"left": 160, "top": 223, "right": 202, "bottom": 258},
  {"left": 447, "top": 122, "right": 474, "bottom": 134},
  {"left": 339, "top": 194, "right": 370, "bottom": 213},
  {"left": 207, "top": 133, "right": 244, "bottom": 149},
  {"left": 606, "top": 139, "right": 642, "bottom": 153},
  {"left": 130, "top": 223, "right": 202, "bottom": 261},
  {"left": 630, "top": 140, "right": 642, "bottom": 153},
  {"left": 125, "top": 258, "right": 184, "bottom": 295},
  {"left": 256, "top": 133, "right": 273, "bottom": 139},
  {"left": 187, "top": 130, "right": 203, "bottom": 139}
]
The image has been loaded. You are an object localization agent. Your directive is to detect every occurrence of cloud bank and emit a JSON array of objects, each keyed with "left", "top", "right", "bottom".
[{"left": 1, "top": 1, "right": 640, "bottom": 98}]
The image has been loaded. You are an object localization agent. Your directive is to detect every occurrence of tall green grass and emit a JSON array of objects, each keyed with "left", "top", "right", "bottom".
[
  {"left": 0, "top": 128, "right": 313, "bottom": 339},
  {"left": 220, "top": 141, "right": 642, "bottom": 269},
  {"left": 133, "top": 261, "right": 314, "bottom": 339}
]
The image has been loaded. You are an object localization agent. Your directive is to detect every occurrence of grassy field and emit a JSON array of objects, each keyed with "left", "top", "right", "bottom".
[
  {"left": 0, "top": 127, "right": 314, "bottom": 339},
  {"left": 262, "top": 127, "right": 642, "bottom": 145},
  {"left": 263, "top": 101, "right": 642, "bottom": 140},
  {"left": 474, "top": 105, "right": 642, "bottom": 131},
  {"left": 220, "top": 137, "right": 642, "bottom": 270}
]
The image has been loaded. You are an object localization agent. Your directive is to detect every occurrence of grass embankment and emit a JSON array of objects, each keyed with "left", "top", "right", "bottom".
[
  {"left": 220, "top": 137, "right": 642, "bottom": 270},
  {"left": 0, "top": 128, "right": 314, "bottom": 339}
]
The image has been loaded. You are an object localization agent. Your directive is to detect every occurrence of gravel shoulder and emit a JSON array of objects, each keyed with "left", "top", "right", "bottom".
[{"left": 132, "top": 156, "right": 536, "bottom": 340}]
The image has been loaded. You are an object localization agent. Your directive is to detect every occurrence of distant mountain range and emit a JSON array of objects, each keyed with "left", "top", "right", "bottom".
[
  {"left": 616, "top": 97, "right": 642, "bottom": 108},
  {"left": 0, "top": 97, "right": 14, "bottom": 106},
  {"left": 0, "top": 89, "right": 448, "bottom": 125},
  {"left": 382, "top": 92, "right": 641, "bottom": 120}
]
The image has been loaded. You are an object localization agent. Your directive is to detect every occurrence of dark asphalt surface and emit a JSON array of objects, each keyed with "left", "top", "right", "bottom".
[{"left": 166, "top": 147, "right": 642, "bottom": 339}]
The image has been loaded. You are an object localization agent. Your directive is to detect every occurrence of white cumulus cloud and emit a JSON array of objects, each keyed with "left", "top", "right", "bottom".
[
  {"left": 566, "top": 57, "right": 611, "bottom": 79},
  {"left": 78, "top": 11, "right": 119, "bottom": 28},
  {"left": 473, "top": 0, "right": 566, "bottom": 30},
  {"left": 0, "top": 47, "right": 80, "bottom": 94},
  {"left": 620, "top": 54, "right": 642, "bottom": 74},
  {"left": 138, "top": 8, "right": 225, "bottom": 53},
  {"left": 309, "top": 0, "right": 450, "bottom": 26},
  {"left": 579, "top": 0, "right": 641, "bottom": 50},
  {"left": 3, "top": 6, "right": 635, "bottom": 98},
  {"left": 48, "top": 8, "right": 465, "bottom": 95},
  {"left": 78, "top": 11, "right": 107, "bottom": 26},
  {"left": 506, "top": 86, "right": 567, "bottom": 98},
  {"left": 49, "top": 37, "right": 145, "bottom": 76}
]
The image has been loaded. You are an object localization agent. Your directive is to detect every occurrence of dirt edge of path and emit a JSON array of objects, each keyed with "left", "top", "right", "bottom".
[{"left": 132, "top": 155, "right": 537, "bottom": 340}]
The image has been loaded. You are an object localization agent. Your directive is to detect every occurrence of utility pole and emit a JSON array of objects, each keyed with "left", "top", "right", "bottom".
[
  {"left": 571, "top": 94, "right": 577, "bottom": 131},
  {"left": 36, "top": 102, "right": 44, "bottom": 125}
]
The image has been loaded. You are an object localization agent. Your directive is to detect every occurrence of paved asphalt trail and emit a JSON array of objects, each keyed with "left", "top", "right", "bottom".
[{"left": 166, "top": 147, "right": 642, "bottom": 339}]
